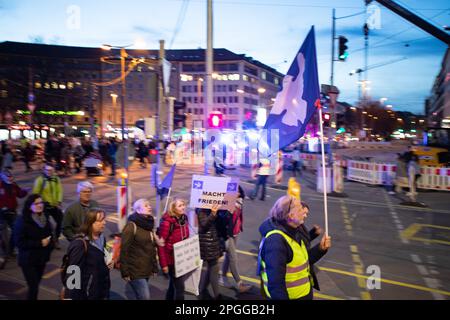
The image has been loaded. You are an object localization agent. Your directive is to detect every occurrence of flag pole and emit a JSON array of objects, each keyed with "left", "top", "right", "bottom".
[
  {"left": 317, "top": 103, "right": 329, "bottom": 237},
  {"left": 164, "top": 187, "right": 172, "bottom": 213}
]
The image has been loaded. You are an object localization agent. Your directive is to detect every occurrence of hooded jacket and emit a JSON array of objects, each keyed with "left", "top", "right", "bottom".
[{"left": 258, "top": 218, "right": 326, "bottom": 300}]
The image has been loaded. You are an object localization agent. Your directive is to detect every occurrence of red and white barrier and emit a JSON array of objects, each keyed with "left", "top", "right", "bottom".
[
  {"left": 333, "top": 162, "right": 344, "bottom": 193},
  {"left": 417, "top": 167, "right": 450, "bottom": 191},
  {"left": 347, "top": 160, "right": 450, "bottom": 191},
  {"left": 117, "top": 186, "right": 132, "bottom": 231}
]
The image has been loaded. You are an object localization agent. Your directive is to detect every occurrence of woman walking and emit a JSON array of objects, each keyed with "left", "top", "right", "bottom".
[
  {"left": 120, "top": 199, "right": 164, "bottom": 300},
  {"left": 65, "top": 208, "right": 112, "bottom": 300},
  {"left": 14, "top": 194, "right": 54, "bottom": 300},
  {"left": 157, "top": 198, "right": 190, "bottom": 300},
  {"left": 197, "top": 204, "right": 223, "bottom": 300}
]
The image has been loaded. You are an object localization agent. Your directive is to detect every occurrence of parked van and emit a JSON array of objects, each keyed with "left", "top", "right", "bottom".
[{"left": 411, "top": 146, "right": 450, "bottom": 167}]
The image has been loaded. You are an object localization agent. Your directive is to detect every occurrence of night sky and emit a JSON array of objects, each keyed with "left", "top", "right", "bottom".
[{"left": 1, "top": 0, "right": 448, "bottom": 115}]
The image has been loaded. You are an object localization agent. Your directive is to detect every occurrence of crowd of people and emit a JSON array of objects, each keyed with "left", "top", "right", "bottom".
[
  {"left": 0, "top": 156, "right": 331, "bottom": 301},
  {"left": 0, "top": 135, "right": 176, "bottom": 179},
  {"left": 3, "top": 134, "right": 433, "bottom": 301}
]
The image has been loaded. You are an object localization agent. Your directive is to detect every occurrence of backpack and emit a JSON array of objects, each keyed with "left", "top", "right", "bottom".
[
  {"left": 60, "top": 238, "right": 88, "bottom": 285},
  {"left": 112, "top": 222, "right": 137, "bottom": 270},
  {"left": 59, "top": 238, "right": 88, "bottom": 300}
]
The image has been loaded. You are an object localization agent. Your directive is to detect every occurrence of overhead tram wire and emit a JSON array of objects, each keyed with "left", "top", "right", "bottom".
[
  {"left": 369, "top": 7, "right": 450, "bottom": 48},
  {"left": 169, "top": 0, "right": 449, "bottom": 11},
  {"left": 169, "top": 0, "right": 190, "bottom": 50}
]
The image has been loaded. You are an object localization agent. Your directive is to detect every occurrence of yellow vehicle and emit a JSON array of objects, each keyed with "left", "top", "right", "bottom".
[{"left": 411, "top": 146, "right": 450, "bottom": 167}]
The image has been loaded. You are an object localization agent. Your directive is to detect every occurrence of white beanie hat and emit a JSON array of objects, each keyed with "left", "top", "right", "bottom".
[{"left": 77, "top": 181, "right": 94, "bottom": 193}]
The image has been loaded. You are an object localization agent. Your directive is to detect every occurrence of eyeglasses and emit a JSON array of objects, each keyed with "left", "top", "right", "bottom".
[
  {"left": 33, "top": 201, "right": 44, "bottom": 206},
  {"left": 287, "top": 199, "right": 293, "bottom": 213}
]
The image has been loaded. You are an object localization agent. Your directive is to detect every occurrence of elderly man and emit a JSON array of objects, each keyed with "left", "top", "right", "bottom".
[
  {"left": 62, "top": 181, "right": 99, "bottom": 242},
  {"left": 258, "top": 196, "right": 331, "bottom": 300}
]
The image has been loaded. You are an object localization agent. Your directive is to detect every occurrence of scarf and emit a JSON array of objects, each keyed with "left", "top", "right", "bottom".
[
  {"left": 31, "top": 212, "right": 48, "bottom": 228},
  {"left": 128, "top": 212, "right": 155, "bottom": 231}
]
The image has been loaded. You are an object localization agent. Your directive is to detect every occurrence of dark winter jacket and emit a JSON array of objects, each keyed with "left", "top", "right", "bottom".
[
  {"left": 258, "top": 218, "right": 326, "bottom": 300},
  {"left": 66, "top": 235, "right": 110, "bottom": 300},
  {"left": 157, "top": 212, "right": 190, "bottom": 269},
  {"left": 14, "top": 212, "right": 54, "bottom": 267},
  {"left": 0, "top": 181, "right": 28, "bottom": 211},
  {"left": 216, "top": 187, "right": 245, "bottom": 239},
  {"left": 196, "top": 208, "right": 223, "bottom": 261},
  {"left": 120, "top": 213, "right": 159, "bottom": 280}
]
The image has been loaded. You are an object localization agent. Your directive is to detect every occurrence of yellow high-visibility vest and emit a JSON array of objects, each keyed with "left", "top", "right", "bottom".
[{"left": 260, "top": 229, "right": 311, "bottom": 299}]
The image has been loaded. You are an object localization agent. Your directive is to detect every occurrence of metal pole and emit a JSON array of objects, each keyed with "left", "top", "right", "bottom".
[
  {"left": 318, "top": 106, "right": 329, "bottom": 237},
  {"left": 155, "top": 40, "right": 166, "bottom": 224},
  {"left": 330, "top": 8, "right": 336, "bottom": 86},
  {"left": 328, "top": 8, "right": 336, "bottom": 167},
  {"left": 120, "top": 48, "right": 129, "bottom": 215},
  {"left": 364, "top": 23, "right": 369, "bottom": 100},
  {"left": 204, "top": 0, "right": 214, "bottom": 175}
]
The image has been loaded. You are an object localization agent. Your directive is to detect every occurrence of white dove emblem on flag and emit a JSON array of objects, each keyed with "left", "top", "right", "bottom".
[{"left": 270, "top": 53, "right": 307, "bottom": 127}]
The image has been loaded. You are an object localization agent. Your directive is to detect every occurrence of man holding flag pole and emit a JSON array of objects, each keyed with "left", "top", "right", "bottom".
[{"left": 258, "top": 26, "right": 332, "bottom": 300}]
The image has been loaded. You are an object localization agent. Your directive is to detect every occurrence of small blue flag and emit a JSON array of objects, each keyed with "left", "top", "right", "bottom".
[{"left": 157, "top": 164, "right": 176, "bottom": 198}]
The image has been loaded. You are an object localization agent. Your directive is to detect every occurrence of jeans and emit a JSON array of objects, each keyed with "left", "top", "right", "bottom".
[
  {"left": 166, "top": 265, "right": 185, "bottom": 300},
  {"left": 252, "top": 175, "right": 268, "bottom": 200},
  {"left": 222, "top": 236, "right": 241, "bottom": 284},
  {"left": 21, "top": 263, "right": 47, "bottom": 300},
  {"left": 199, "top": 259, "right": 220, "bottom": 299},
  {"left": 126, "top": 278, "right": 150, "bottom": 300}
]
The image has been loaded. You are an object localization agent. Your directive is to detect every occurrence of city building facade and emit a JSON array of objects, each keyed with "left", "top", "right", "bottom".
[{"left": 0, "top": 42, "right": 283, "bottom": 140}]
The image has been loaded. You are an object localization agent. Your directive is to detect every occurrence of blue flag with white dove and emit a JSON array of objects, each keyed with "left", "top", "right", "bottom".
[{"left": 263, "top": 26, "right": 321, "bottom": 150}]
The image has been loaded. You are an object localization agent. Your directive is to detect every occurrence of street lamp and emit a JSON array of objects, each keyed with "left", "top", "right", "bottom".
[
  {"left": 110, "top": 93, "right": 118, "bottom": 125},
  {"left": 101, "top": 44, "right": 132, "bottom": 219}
]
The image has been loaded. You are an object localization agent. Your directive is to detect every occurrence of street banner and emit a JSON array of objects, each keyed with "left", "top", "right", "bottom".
[
  {"left": 189, "top": 175, "right": 240, "bottom": 212},
  {"left": 174, "top": 235, "right": 202, "bottom": 278}
]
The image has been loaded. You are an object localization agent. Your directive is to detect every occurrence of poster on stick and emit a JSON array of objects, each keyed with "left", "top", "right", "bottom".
[{"left": 189, "top": 175, "right": 240, "bottom": 212}]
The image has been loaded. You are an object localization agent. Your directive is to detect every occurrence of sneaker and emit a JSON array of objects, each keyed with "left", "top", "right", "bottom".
[
  {"left": 237, "top": 282, "right": 252, "bottom": 293},
  {"left": 0, "top": 258, "right": 6, "bottom": 270},
  {"left": 388, "top": 191, "right": 396, "bottom": 195}
]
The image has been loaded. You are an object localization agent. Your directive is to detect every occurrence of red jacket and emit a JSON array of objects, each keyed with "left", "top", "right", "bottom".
[
  {"left": 157, "top": 212, "right": 190, "bottom": 269},
  {"left": 0, "top": 181, "right": 28, "bottom": 211}
]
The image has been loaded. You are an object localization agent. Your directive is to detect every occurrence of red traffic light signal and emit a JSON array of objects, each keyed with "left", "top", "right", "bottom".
[{"left": 208, "top": 111, "right": 223, "bottom": 128}]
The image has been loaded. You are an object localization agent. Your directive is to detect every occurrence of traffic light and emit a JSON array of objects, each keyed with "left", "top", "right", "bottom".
[
  {"left": 338, "top": 36, "right": 349, "bottom": 61},
  {"left": 323, "top": 113, "right": 331, "bottom": 126},
  {"left": 208, "top": 111, "right": 223, "bottom": 128},
  {"left": 173, "top": 101, "right": 187, "bottom": 129}
]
